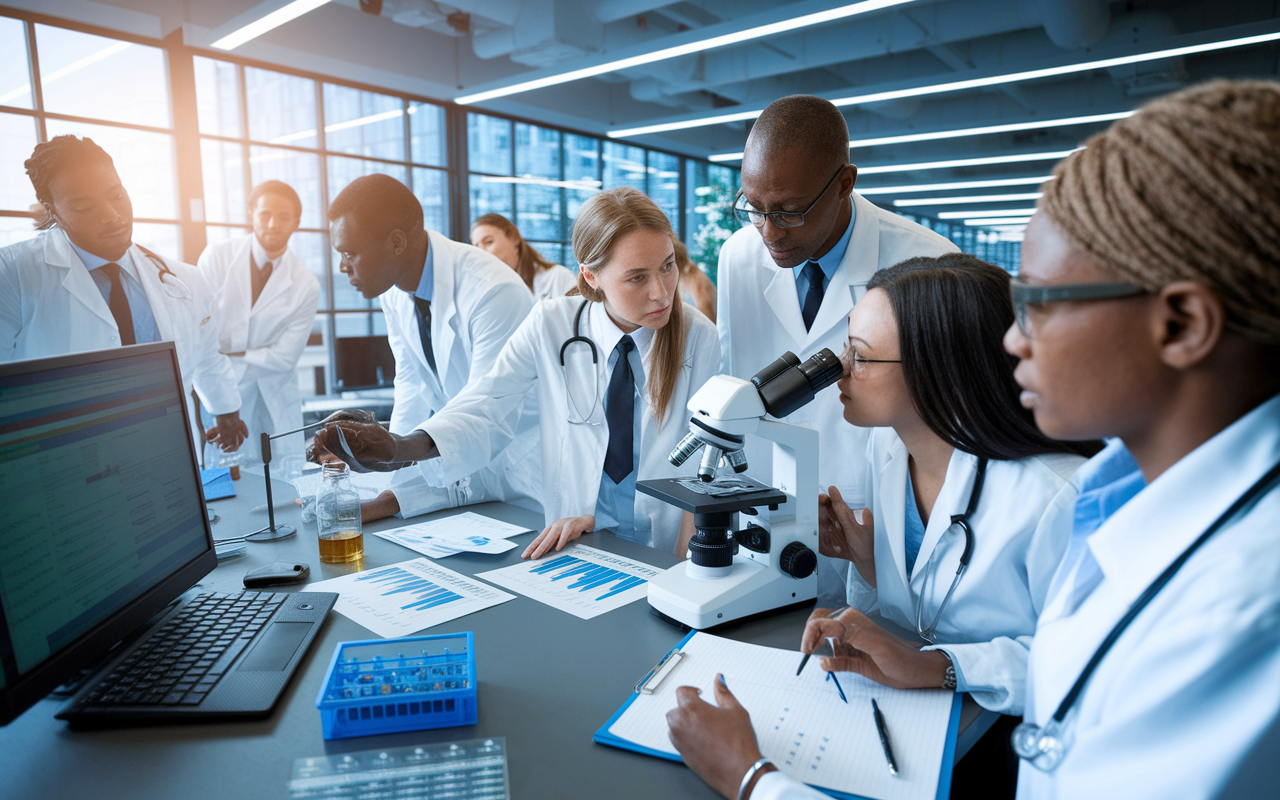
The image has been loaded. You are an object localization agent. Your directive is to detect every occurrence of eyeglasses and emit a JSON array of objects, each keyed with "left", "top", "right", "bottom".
[
  {"left": 733, "top": 166, "right": 846, "bottom": 229},
  {"left": 1010, "top": 278, "right": 1147, "bottom": 336},
  {"left": 839, "top": 340, "right": 901, "bottom": 377}
]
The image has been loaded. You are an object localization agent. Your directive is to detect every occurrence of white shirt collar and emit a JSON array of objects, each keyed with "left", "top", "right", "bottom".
[
  {"left": 1087, "top": 391, "right": 1280, "bottom": 597},
  {"left": 250, "top": 235, "right": 282, "bottom": 269},
  {"left": 588, "top": 301, "right": 656, "bottom": 367}
]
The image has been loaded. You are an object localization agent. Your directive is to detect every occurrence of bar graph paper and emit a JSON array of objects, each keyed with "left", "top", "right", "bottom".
[
  {"left": 308, "top": 559, "right": 515, "bottom": 638},
  {"left": 477, "top": 545, "right": 662, "bottom": 620}
]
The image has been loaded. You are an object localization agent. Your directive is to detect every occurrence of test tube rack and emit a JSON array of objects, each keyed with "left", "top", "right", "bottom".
[{"left": 315, "top": 632, "right": 477, "bottom": 740}]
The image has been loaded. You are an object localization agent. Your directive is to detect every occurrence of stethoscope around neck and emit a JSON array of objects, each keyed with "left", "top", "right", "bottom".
[
  {"left": 559, "top": 299, "right": 602, "bottom": 425},
  {"left": 1012, "top": 457, "right": 1280, "bottom": 773},
  {"left": 914, "top": 455, "right": 987, "bottom": 642}
]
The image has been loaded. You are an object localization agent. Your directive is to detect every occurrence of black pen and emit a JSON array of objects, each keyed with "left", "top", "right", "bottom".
[{"left": 871, "top": 698, "right": 899, "bottom": 776}]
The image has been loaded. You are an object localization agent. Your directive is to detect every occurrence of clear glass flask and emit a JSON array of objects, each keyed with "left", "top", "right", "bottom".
[{"left": 316, "top": 462, "right": 363, "bottom": 563}]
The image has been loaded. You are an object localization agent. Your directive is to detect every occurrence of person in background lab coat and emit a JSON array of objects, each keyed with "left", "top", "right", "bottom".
[
  {"left": 312, "top": 188, "right": 719, "bottom": 557},
  {"left": 313, "top": 174, "right": 540, "bottom": 521},
  {"left": 665, "top": 254, "right": 1094, "bottom": 800},
  {"left": 715, "top": 95, "right": 955, "bottom": 600},
  {"left": 0, "top": 135, "right": 245, "bottom": 451},
  {"left": 665, "top": 80, "right": 1280, "bottom": 800},
  {"left": 470, "top": 213, "right": 577, "bottom": 303},
  {"left": 197, "top": 180, "right": 319, "bottom": 459}
]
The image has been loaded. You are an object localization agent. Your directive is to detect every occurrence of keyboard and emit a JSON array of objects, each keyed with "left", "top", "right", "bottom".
[
  {"left": 59, "top": 590, "right": 336, "bottom": 725},
  {"left": 85, "top": 592, "right": 286, "bottom": 707}
]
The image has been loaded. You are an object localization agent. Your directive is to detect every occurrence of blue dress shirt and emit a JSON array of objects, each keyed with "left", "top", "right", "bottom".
[
  {"left": 70, "top": 241, "right": 161, "bottom": 344},
  {"left": 904, "top": 470, "right": 928, "bottom": 575},
  {"left": 792, "top": 205, "right": 855, "bottom": 306},
  {"left": 414, "top": 241, "right": 435, "bottom": 303},
  {"left": 594, "top": 323, "right": 653, "bottom": 543}
]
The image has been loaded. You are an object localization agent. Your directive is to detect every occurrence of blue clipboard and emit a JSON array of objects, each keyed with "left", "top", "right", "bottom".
[
  {"left": 592, "top": 631, "right": 963, "bottom": 800},
  {"left": 200, "top": 467, "right": 236, "bottom": 501}
]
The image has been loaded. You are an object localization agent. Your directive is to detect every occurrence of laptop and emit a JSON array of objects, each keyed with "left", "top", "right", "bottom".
[{"left": 0, "top": 342, "right": 335, "bottom": 726}]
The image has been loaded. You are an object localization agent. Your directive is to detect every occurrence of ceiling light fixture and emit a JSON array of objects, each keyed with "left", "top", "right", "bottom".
[
  {"left": 455, "top": 0, "right": 914, "bottom": 105},
  {"left": 857, "top": 176, "right": 1051, "bottom": 196},
  {"left": 857, "top": 149, "right": 1081, "bottom": 175},
  {"left": 962, "top": 216, "right": 1035, "bottom": 226},
  {"left": 709, "top": 111, "right": 1132, "bottom": 162},
  {"left": 211, "top": 0, "right": 334, "bottom": 51},
  {"left": 938, "top": 208, "right": 1037, "bottom": 219},
  {"left": 892, "top": 192, "right": 1044, "bottom": 207},
  {"left": 610, "top": 27, "right": 1280, "bottom": 138}
]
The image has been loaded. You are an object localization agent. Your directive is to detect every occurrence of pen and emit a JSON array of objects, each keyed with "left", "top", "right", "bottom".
[
  {"left": 871, "top": 698, "right": 899, "bottom": 776},
  {"left": 825, "top": 669, "right": 848, "bottom": 704},
  {"left": 796, "top": 606, "right": 848, "bottom": 676}
]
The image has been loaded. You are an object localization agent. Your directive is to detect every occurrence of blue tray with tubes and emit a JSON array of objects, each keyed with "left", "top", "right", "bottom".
[{"left": 315, "top": 632, "right": 477, "bottom": 740}]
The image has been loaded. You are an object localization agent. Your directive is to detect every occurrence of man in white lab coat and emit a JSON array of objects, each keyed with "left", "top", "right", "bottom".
[
  {"left": 0, "top": 135, "right": 245, "bottom": 450},
  {"left": 715, "top": 95, "right": 955, "bottom": 599},
  {"left": 198, "top": 181, "right": 320, "bottom": 459},
  {"left": 319, "top": 173, "right": 541, "bottom": 520}
]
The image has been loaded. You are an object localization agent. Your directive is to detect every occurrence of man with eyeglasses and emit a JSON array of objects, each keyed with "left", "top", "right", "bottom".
[{"left": 715, "top": 95, "right": 956, "bottom": 601}]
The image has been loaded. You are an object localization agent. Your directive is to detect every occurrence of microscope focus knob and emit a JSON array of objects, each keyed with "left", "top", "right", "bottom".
[{"left": 779, "top": 542, "right": 817, "bottom": 579}]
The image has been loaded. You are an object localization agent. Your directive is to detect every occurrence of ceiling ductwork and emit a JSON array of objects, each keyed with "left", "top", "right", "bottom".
[{"left": 1035, "top": 0, "right": 1109, "bottom": 49}]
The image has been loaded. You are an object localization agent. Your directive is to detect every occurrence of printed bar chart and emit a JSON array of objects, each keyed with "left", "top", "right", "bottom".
[
  {"left": 478, "top": 545, "right": 662, "bottom": 620},
  {"left": 310, "top": 559, "right": 515, "bottom": 638}
]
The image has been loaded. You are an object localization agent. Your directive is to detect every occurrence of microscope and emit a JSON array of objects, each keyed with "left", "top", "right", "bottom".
[{"left": 639, "top": 349, "right": 843, "bottom": 629}]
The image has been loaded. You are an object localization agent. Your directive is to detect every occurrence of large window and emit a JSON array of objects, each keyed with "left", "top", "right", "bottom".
[
  {"left": 0, "top": 9, "right": 752, "bottom": 398},
  {"left": 466, "top": 112, "right": 688, "bottom": 268},
  {"left": 0, "top": 19, "right": 180, "bottom": 253},
  {"left": 192, "top": 56, "right": 451, "bottom": 394}
]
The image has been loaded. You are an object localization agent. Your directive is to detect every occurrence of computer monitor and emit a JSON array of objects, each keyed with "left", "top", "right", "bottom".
[{"left": 0, "top": 342, "right": 216, "bottom": 725}]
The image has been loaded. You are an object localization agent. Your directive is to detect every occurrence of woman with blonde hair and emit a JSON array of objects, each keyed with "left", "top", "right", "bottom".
[
  {"left": 470, "top": 213, "right": 577, "bottom": 302},
  {"left": 314, "top": 187, "right": 720, "bottom": 557}
]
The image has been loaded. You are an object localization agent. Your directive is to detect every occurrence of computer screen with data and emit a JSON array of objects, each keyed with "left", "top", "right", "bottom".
[{"left": 0, "top": 343, "right": 215, "bottom": 723}]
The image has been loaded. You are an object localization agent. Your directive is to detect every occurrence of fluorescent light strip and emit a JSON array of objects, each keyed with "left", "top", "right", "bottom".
[
  {"left": 212, "top": 0, "right": 334, "bottom": 51},
  {"left": 1, "top": 41, "right": 133, "bottom": 103},
  {"left": 611, "top": 29, "right": 1280, "bottom": 137},
  {"left": 456, "top": 0, "right": 913, "bottom": 105},
  {"left": 939, "top": 208, "right": 1037, "bottom": 219},
  {"left": 709, "top": 111, "right": 1131, "bottom": 162},
  {"left": 480, "top": 176, "right": 603, "bottom": 190},
  {"left": 893, "top": 192, "right": 1043, "bottom": 207},
  {"left": 963, "top": 216, "right": 1034, "bottom": 226},
  {"left": 858, "top": 175, "right": 1051, "bottom": 196},
  {"left": 269, "top": 108, "right": 405, "bottom": 145},
  {"left": 857, "top": 149, "right": 1081, "bottom": 175}
]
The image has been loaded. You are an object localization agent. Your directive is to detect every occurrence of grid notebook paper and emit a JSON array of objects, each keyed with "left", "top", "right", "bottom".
[{"left": 607, "top": 632, "right": 955, "bottom": 800}]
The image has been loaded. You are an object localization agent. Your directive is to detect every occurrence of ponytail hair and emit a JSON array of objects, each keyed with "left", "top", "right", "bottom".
[{"left": 571, "top": 187, "right": 687, "bottom": 425}]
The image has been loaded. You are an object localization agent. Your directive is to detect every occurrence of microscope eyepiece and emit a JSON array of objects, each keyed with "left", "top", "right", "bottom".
[{"left": 750, "top": 348, "right": 843, "bottom": 419}]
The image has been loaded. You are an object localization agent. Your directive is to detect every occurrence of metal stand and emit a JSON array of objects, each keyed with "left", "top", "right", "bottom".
[{"left": 245, "top": 430, "right": 297, "bottom": 542}]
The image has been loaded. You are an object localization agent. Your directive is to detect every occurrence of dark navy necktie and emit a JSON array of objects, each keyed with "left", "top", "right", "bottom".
[
  {"left": 100, "top": 263, "right": 135, "bottom": 346},
  {"left": 604, "top": 335, "right": 636, "bottom": 484},
  {"left": 413, "top": 297, "right": 438, "bottom": 374},
  {"left": 801, "top": 260, "right": 825, "bottom": 332}
]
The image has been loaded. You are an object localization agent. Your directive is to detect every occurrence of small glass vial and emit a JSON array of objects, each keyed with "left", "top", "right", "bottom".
[{"left": 316, "top": 462, "right": 363, "bottom": 563}]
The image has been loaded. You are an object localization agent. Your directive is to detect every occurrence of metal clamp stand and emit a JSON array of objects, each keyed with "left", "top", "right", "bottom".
[{"left": 245, "top": 429, "right": 299, "bottom": 542}]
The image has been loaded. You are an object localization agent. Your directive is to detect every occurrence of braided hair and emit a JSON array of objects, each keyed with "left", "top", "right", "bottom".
[
  {"left": 1041, "top": 80, "right": 1280, "bottom": 346},
  {"left": 24, "top": 135, "right": 115, "bottom": 230}
]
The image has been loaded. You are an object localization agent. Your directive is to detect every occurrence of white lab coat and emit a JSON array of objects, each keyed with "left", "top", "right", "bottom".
[
  {"left": 531, "top": 264, "right": 577, "bottom": 303},
  {"left": 421, "top": 297, "right": 721, "bottom": 554},
  {"left": 197, "top": 234, "right": 319, "bottom": 457},
  {"left": 382, "top": 230, "right": 541, "bottom": 517},
  {"left": 1019, "top": 395, "right": 1280, "bottom": 800},
  {"left": 0, "top": 228, "right": 241, "bottom": 433},
  {"left": 716, "top": 192, "right": 956, "bottom": 505},
  {"left": 844, "top": 429, "right": 1082, "bottom": 714}
]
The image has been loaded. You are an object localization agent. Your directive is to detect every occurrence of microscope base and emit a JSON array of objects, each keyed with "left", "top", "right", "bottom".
[{"left": 647, "top": 557, "right": 816, "bottom": 630}]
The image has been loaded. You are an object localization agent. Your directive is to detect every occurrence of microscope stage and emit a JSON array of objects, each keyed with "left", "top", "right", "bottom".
[{"left": 636, "top": 477, "right": 787, "bottom": 514}]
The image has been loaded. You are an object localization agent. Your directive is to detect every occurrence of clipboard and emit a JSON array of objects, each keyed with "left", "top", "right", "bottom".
[{"left": 592, "top": 631, "right": 963, "bottom": 800}]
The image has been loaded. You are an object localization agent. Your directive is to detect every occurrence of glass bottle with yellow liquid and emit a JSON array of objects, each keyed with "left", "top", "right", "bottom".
[{"left": 316, "top": 462, "right": 363, "bottom": 563}]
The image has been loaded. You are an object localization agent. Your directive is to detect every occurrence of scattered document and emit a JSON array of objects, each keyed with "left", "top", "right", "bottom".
[
  {"left": 476, "top": 544, "right": 661, "bottom": 620},
  {"left": 372, "top": 512, "right": 531, "bottom": 558},
  {"left": 308, "top": 559, "right": 514, "bottom": 638},
  {"left": 606, "top": 632, "right": 955, "bottom": 800}
]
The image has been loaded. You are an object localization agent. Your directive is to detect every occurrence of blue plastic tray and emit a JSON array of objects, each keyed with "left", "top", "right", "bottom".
[{"left": 314, "top": 632, "right": 477, "bottom": 740}]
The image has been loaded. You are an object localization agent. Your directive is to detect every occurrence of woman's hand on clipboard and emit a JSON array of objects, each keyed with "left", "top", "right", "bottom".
[{"left": 667, "top": 675, "right": 776, "bottom": 799}]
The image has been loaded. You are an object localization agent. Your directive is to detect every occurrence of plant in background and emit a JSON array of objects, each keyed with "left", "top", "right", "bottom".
[{"left": 690, "top": 168, "right": 740, "bottom": 286}]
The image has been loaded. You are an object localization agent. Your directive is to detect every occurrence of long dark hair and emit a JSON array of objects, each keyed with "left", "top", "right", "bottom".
[{"left": 868, "top": 254, "right": 1099, "bottom": 461}]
